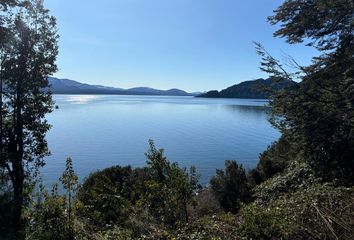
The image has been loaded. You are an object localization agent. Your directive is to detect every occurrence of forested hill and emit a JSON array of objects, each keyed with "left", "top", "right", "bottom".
[
  {"left": 48, "top": 77, "right": 196, "bottom": 96},
  {"left": 196, "top": 78, "right": 296, "bottom": 99}
]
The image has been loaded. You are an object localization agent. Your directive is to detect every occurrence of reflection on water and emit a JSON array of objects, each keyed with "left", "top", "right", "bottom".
[
  {"left": 65, "top": 95, "right": 101, "bottom": 104},
  {"left": 223, "top": 104, "right": 267, "bottom": 117},
  {"left": 44, "top": 95, "right": 280, "bottom": 186}
]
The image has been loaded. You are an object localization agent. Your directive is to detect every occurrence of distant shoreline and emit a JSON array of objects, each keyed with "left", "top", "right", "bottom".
[
  {"left": 52, "top": 92, "right": 195, "bottom": 97},
  {"left": 52, "top": 93, "right": 270, "bottom": 101}
]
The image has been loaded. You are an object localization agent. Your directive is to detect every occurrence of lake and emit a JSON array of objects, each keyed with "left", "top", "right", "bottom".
[{"left": 43, "top": 95, "right": 280, "bottom": 186}]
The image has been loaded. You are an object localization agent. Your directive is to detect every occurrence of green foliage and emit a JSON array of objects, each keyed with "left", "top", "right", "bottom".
[
  {"left": 0, "top": 0, "right": 59, "bottom": 232},
  {"left": 256, "top": 0, "right": 354, "bottom": 184},
  {"left": 27, "top": 158, "right": 79, "bottom": 240},
  {"left": 269, "top": 0, "right": 353, "bottom": 51},
  {"left": 253, "top": 161, "right": 317, "bottom": 205},
  {"left": 210, "top": 160, "right": 251, "bottom": 214},
  {"left": 143, "top": 139, "right": 200, "bottom": 226},
  {"left": 248, "top": 136, "right": 295, "bottom": 185},
  {"left": 76, "top": 165, "right": 141, "bottom": 229},
  {"left": 29, "top": 184, "right": 70, "bottom": 240},
  {"left": 60, "top": 157, "right": 78, "bottom": 195},
  {"left": 75, "top": 140, "right": 199, "bottom": 237},
  {"left": 247, "top": 3, "right": 354, "bottom": 238},
  {"left": 60, "top": 157, "right": 78, "bottom": 240},
  {"left": 239, "top": 184, "right": 354, "bottom": 239},
  {"left": 76, "top": 164, "right": 152, "bottom": 236}
]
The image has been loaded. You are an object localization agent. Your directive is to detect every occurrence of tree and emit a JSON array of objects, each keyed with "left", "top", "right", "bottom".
[
  {"left": 210, "top": 160, "right": 251, "bottom": 213},
  {"left": 256, "top": 0, "right": 354, "bottom": 184},
  {"left": 60, "top": 157, "right": 78, "bottom": 240},
  {"left": 144, "top": 139, "right": 199, "bottom": 226},
  {"left": 75, "top": 141, "right": 199, "bottom": 235},
  {"left": 0, "top": 0, "right": 58, "bottom": 232},
  {"left": 76, "top": 165, "right": 141, "bottom": 229}
]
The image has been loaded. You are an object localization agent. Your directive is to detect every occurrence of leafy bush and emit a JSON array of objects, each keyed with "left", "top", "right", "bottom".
[
  {"left": 210, "top": 160, "right": 251, "bottom": 213},
  {"left": 29, "top": 184, "right": 70, "bottom": 240},
  {"left": 75, "top": 140, "right": 199, "bottom": 236},
  {"left": 76, "top": 165, "right": 147, "bottom": 229},
  {"left": 252, "top": 161, "right": 318, "bottom": 205},
  {"left": 28, "top": 158, "right": 79, "bottom": 240},
  {"left": 249, "top": 136, "right": 295, "bottom": 185}
]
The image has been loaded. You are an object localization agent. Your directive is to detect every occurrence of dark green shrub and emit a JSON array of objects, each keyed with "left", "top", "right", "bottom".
[
  {"left": 30, "top": 184, "right": 70, "bottom": 240},
  {"left": 76, "top": 140, "right": 199, "bottom": 234},
  {"left": 76, "top": 165, "right": 149, "bottom": 229},
  {"left": 248, "top": 136, "right": 295, "bottom": 186},
  {"left": 210, "top": 160, "right": 251, "bottom": 213}
]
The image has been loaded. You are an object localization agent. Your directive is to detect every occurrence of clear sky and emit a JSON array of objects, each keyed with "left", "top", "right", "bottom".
[{"left": 44, "top": 0, "right": 318, "bottom": 92}]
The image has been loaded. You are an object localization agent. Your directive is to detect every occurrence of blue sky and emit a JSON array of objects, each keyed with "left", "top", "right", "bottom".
[{"left": 45, "top": 0, "right": 318, "bottom": 92}]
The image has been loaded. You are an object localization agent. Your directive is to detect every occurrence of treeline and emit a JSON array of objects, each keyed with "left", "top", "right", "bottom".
[{"left": 1, "top": 0, "right": 354, "bottom": 239}]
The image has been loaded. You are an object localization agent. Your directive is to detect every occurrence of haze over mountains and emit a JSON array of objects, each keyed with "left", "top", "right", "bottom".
[{"left": 48, "top": 77, "right": 198, "bottom": 96}]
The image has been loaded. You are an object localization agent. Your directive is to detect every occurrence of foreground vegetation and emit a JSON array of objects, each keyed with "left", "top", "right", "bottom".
[
  {"left": 9, "top": 139, "right": 352, "bottom": 240},
  {"left": 0, "top": 0, "right": 353, "bottom": 239}
]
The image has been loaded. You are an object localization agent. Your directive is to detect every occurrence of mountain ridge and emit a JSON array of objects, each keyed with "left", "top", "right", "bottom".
[
  {"left": 48, "top": 77, "right": 196, "bottom": 96},
  {"left": 196, "top": 78, "right": 296, "bottom": 99}
]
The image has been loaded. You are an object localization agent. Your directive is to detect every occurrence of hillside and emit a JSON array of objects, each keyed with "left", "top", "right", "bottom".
[
  {"left": 48, "top": 77, "right": 195, "bottom": 96},
  {"left": 197, "top": 78, "right": 296, "bottom": 99}
]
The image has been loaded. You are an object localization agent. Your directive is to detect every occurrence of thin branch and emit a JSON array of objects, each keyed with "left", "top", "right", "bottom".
[
  {"left": 286, "top": 54, "right": 343, "bottom": 96},
  {"left": 313, "top": 203, "right": 339, "bottom": 240}
]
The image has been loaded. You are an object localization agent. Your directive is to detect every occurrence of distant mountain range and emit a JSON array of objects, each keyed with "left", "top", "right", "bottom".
[
  {"left": 48, "top": 77, "right": 295, "bottom": 99},
  {"left": 48, "top": 77, "right": 199, "bottom": 96},
  {"left": 196, "top": 78, "right": 296, "bottom": 99}
]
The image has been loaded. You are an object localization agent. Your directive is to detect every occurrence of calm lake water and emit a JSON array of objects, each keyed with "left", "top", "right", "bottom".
[{"left": 43, "top": 95, "right": 280, "bottom": 186}]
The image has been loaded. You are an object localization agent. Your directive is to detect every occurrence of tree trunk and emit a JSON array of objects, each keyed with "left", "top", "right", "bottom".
[
  {"left": 12, "top": 161, "right": 24, "bottom": 232},
  {"left": 11, "top": 74, "right": 25, "bottom": 234},
  {"left": 68, "top": 189, "right": 74, "bottom": 240}
]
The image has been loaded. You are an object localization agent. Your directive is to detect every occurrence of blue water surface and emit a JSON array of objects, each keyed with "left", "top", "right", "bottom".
[{"left": 43, "top": 95, "right": 280, "bottom": 185}]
